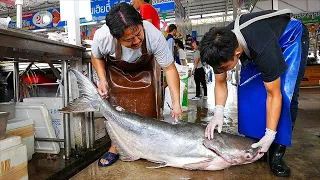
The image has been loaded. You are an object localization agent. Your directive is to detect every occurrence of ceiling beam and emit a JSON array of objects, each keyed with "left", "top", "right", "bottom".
[
  {"left": 181, "top": 1, "right": 233, "bottom": 8},
  {"left": 279, "top": 0, "right": 307, "bottom": 12},
  {"left": 180, "top": 0, "right": 227, "bottom": 6}
]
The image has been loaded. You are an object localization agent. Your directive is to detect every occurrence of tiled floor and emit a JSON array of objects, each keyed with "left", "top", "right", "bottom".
[{"left": 71, "top": 83, "right": 320, "bottom": 180}]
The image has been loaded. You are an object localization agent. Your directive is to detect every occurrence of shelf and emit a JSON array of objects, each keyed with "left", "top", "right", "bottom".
[{"left": 0, "top": 27, "right": 85, "bottom": 63}]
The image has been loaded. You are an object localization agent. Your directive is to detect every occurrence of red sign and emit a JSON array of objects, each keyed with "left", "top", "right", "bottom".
[
  {"left": 23, "top": 12, "right": 34, "bottom": 19},
  {"left": 0, "top": 0, "right": 15, "bottom": 6}
]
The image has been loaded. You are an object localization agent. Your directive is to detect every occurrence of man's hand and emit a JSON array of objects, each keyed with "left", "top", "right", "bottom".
[
  {"left": 251, "top": 128, "right": 277, "bottom": 152},
  {"left": 205, "top": 105, "right": 224, "bottom": 140},
  {"left": 97, "top": 80, "right": 109, "bottom": 99},
  {"left": 170, "top": 103, "right": 182, "bottom": 121}
]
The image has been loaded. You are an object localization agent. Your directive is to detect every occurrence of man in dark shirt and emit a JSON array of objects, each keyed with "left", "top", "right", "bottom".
[
  {"left": 200, "top": 10, "right": 309, "bottom": 177},
  {"left": 166, "top": 24, "right": 178, "bottom": 56}
]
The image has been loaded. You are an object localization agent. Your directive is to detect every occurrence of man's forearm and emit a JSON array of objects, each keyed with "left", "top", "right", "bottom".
[
  {"left": 91, "top": 54, "right": 107, "bottom": 82},
  {"left": 215, "top": 81, "right": 228, "bottom": 106},
  {"left": 266, "top": 93, "right": 282, "bottom": 131}
]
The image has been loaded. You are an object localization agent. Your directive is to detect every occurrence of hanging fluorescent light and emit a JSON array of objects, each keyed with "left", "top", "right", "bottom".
[{"left": 60, "top": 0, "right": 92, "bottom": 21}]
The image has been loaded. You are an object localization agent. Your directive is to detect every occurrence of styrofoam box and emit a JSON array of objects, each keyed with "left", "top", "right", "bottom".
[
  {"left": 23, "top": 97, "right": 65, "bottom": 147},
  {"left": 15, "top": 104, "right": 60, "bottom": 154},
  {"left": 0, "top": 136, "right": 28, "bottom": 180},
  {"left": 6, "top": 119, "right": 35, "bottom": 161},
  {"left": 24, "top": 97, "right": 105, "bottom": 146}
]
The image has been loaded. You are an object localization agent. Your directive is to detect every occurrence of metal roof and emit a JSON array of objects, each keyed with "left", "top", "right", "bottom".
[{"left": 0, "top": 0, "right": 319, "bottom": 22}]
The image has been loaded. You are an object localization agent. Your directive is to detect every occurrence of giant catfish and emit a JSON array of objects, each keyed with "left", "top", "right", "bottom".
[{"left": 60, "top": 69, "right": 263, "bottom": 170}]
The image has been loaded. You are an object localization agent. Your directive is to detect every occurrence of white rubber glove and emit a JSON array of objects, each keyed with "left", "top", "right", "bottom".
[
  {"left": 251, "top": 128, "right": 277, "bottom": 152},
  {"left": 205, "top": 105, "right": 224, "bottom": 140}
]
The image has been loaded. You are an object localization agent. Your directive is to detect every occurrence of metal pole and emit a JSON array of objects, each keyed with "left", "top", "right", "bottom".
[
  {"left": 272, "top": 0, "right": 279, "bottom": 10},
  {"left": 233, "top": 0, "right": 240, "bottom": 86},
  {"left": 224, "top": 0, "right": 229, "bottom": 26},
  {"left": 15, "top": 0, "right": 23, "bottom": 28},
  {"left": 232, "top": 0, "right": 238, "bottom": 20},
  {"left": 62, "top": 60, "right": 71, "bottom": 159},
  {"left": 13, "top": 61, "right": 19, "bottom": 102},
  {"left": 88, "top": 62, "right": 95, "bottom": 148}
]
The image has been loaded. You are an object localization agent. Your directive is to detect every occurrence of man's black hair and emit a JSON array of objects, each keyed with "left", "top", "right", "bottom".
[
  {"left": 105, "top": 2, "right": 143, "bottom": 39},
  {"left": 175, "top": 39, "right": 184, "bottom": 49},
  {"left": 200, "top": 27, "right": 238, "bottom": 68},
  {"left": 168, "top": 24, "right": 177, "bottom": 33},
  {"left": 144, "top": 0, "right": 150, "bottom": 2},
  {"left": 195, "top": 40, "right": 199, "bottom": 47}
]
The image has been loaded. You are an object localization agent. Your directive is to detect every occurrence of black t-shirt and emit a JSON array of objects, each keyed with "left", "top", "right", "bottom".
[{"left": 215, "top": 10, "right": 291, "bottom": 82}]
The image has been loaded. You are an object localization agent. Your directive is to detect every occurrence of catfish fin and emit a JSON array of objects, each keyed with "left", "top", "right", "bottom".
[
  {"left": 182, "top": 159, "right": 214, "bottom": 170},
  {"left": 120, "top": 154, "right": 140, "bottom": 161},
  {"left": 59, "top": 97, "right": 98, "bottom": 113},
  {"left": 146, "top": 162, "right": 167, "bottom": 169}
]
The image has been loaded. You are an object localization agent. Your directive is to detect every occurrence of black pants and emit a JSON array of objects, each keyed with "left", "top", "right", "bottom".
[
  {"left": 290, "top": 25, "right": 309, "bottom": 127},
  {"left": 194, "top": 67, "right": 207, "bottom": 97}
]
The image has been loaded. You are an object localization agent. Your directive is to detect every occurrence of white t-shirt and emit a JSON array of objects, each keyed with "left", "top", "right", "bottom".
[
  {"left": 194, "top": 50, "right": 203, "bottom": 68},
  {"left": 178, "top": 48, "right": 186, "bottom": 60},
  {"left": 91, "top": 21, "right": 173, "bottom": 68}
]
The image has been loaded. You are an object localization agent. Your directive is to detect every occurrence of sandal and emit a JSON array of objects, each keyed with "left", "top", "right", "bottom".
[{"left": 98, "top": 152, "right": 119, "bottom": 167}]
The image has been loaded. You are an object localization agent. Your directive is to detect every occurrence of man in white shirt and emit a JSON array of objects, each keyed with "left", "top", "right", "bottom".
[{"left": 191, "top": 41, "right": 207, "bottom": 100}]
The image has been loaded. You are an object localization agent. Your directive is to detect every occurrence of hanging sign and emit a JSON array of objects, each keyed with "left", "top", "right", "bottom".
[
  {"left": 80, "top": 0, "right": 131, "bottom": 23},
  {"left": 294, "top": 11, "right": 320, "bottom": 24},
  {"left": 152, "top": 0, "right": 174, "bottom": 13},
  {"left": 32, "top": 11, "right": 53, "bottom": 28},
  {"left": 9, "top": 8, "right": 65, "bottom": 30}
]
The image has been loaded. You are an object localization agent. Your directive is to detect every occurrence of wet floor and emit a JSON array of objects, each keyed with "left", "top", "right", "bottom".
[{"left": 72, "top": 83, "right": 320, "bottom": 180}]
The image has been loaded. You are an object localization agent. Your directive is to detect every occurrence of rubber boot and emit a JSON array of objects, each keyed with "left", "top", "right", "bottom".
[{"left": 268, "top": 143, "right": 291, "bottom": 177}]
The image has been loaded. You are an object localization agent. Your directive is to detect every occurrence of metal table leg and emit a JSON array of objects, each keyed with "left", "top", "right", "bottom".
[
  {"left": 62, "top": 60, "right": 71, "bottom": 159},
  {"left": 13, "top": 60, "right": 19, "bottom": 102},
  {"left": 88, "top": 62, "right": 95, "bottom": 149}
]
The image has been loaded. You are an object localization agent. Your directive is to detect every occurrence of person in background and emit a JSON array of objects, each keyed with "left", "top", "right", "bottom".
[
  {"left": 191, "top": 41, "right": 207, "bottom": 100},
  {"left": 175, "top": 39, "right": 187, "bottom": 66},
  {"left": 131, "top": 0, "right": 160, "bottom": 30},
  {"left": 91, "top": 2, "right": 182, "bottom": 167},
  {"left": 166, "top": 24, "right": 178, "bottom": 56}
]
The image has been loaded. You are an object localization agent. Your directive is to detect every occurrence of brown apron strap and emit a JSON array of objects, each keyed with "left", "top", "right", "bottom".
[{"left": 141, "top": 33, "right": 147, "bottom": 54}]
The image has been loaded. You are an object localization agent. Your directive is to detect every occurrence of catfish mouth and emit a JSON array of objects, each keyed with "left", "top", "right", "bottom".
[
  {"left": 204, "top": 143, "right": 261, "bottom": 165},
  {"left": 203, "top": 142, "right": 233, "bottom": 164}
]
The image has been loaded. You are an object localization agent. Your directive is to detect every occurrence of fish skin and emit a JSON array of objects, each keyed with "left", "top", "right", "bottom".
[{"left": 60, "top": 69, "right": 263, "bottom": 170}]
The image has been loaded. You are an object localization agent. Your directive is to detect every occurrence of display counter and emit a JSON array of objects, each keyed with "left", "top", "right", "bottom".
[{"left": 301, "top": 64, "right": 320, "bottom": 87}]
